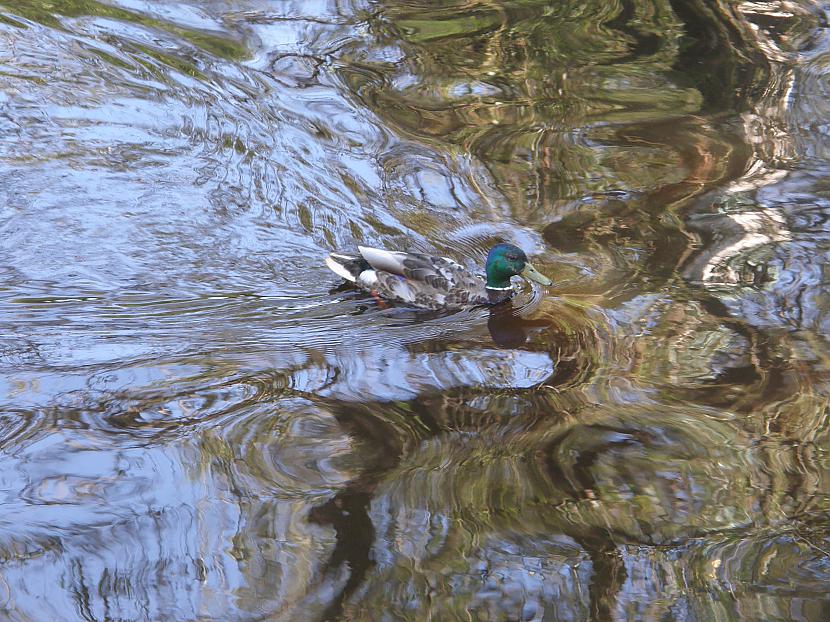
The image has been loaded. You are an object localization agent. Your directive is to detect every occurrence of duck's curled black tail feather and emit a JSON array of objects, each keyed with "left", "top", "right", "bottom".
[{"left": 325, "top": 252, "right": 371, "bottom": 282}]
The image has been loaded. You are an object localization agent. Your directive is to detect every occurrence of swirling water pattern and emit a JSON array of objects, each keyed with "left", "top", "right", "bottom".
[{"left": 1, "top": 1, "right": 830, "bottom": 620}]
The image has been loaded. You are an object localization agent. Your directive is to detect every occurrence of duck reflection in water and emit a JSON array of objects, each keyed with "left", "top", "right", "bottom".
[
  {"left": 333, "top": 287, "right": 554, "bottom": 349},
  {"left": 486, "top": 299, "right": 553, "bottom": 348}
]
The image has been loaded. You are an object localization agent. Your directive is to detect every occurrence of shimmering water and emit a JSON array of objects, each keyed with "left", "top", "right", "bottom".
[{"left": 1, "top": 0, "right": 830, "bottom": 620}]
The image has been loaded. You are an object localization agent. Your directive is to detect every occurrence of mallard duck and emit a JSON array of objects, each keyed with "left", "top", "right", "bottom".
[{"left": 325, "top": 243, "right": 552, "bottom": 310}]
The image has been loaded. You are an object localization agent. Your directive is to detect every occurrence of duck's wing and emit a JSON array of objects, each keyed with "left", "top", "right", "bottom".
[
  {"left": 358, "top": 246, "right": 472, "bottom": 287},
  {"left": 356, "top": 246, "right": 488, "bottom": 309},
  {"left": 356, "top": 246, "right": 412, "bottom": 276}
]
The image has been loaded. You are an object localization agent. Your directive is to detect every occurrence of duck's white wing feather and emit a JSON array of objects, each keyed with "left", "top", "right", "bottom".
[
  {"left": 358, "top": 246, "right": 468, "bottom": 281},
  {"left": 357, "top": 246, "right": 410, "bottom": 277}
]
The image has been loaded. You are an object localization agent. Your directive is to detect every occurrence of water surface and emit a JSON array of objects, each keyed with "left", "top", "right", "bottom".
[{"left": 1, "top": 0, "right": 830, "bottom": 620}]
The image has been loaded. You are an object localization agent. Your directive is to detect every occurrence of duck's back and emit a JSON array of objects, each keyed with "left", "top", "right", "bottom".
[
  {"left": 327, "top": 247, "right": 492, "bottom": 310},
  {"left": 367, "top": 255, "right": 490, "bottom": 309}
]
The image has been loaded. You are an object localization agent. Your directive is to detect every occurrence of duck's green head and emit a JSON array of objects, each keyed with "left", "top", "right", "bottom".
[{"left": 485, "top": 243, "right": 552, "bottom": 289}]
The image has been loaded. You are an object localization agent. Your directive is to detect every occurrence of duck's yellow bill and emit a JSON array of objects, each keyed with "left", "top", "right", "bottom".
[{"left": 520, "top": 263, "right": 552, "bottom": 286}]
